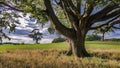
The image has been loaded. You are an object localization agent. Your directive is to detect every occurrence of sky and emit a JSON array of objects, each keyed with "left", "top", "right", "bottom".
[
  {"left": 0, "top": 12, "right": 59, "bottom": 44},
  {"left": 2, "top": 17, "right": 120, "bottom": 44},
  {"left": 3, "top": 23, "right": 59, "bottom": 44},
  {"left": 1, "top": 9, "right": 120, "bottom": 44}
]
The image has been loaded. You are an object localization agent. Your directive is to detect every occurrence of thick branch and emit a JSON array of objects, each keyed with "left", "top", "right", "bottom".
[
  {"left": 66, "top": 0, "right": 82, "bottom": 19},
  {"left": 88, "top": 4, "right": 119, "bottom": 23},
  {"left": 110, "top": 20, "right": 120, "bottom": 25},
  {"left": 76, "top": 0, "right": 81, "bottom": 13},
  {"left": 60, "top": 0, "right": 79, "bottom": 31},
  {"left": 0, "top": 2, "right": 23, "bottom": 12},
  {"left": 90, "top": 15, "right": 120, "bottom": 30},
  {"left": 83, "top": 1, "right": 94, "bottom": 18},
  {"left": 44, "top": 0, "right": 76, "bottom": 38},
  {"left": 109, "top": 0, "right": 119, "bottom": 4},
  {"left": 113, "top": 26, "right": 120, "bottom": 29},
  {"left": 98, "top": 9, "right": 120, "bottom": 22}
]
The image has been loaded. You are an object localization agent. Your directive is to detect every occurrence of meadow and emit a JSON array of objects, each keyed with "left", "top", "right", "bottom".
[{"left": 0, "top": 41, "right": 120, "bottom": 68}]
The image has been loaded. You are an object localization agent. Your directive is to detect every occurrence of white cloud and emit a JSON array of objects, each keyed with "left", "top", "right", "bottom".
[{"left": 3, "top": 20, "right": 58, "bottom": 44}]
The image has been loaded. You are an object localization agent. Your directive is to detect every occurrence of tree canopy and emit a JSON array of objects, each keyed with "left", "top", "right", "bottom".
[{"left": 29, "top": 29, "right": 43, "bottom": 44}]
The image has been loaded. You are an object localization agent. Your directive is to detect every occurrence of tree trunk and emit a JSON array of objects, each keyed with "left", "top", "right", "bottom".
[
  {"left": 36, "top": 39, "right": 39, "bottom": 44},
  {"left": 0, "top": 38, "right": 2, "bottom": 44},
  {"left": 102, "top": 33, "right": 105, "bottom": 41},
  {"left": 66, "top": 36, "right": 90, "bottom": 57},
  {"left": 66, "top": 39, "right": 72, "bottom": 56},
  {"left": 71, "top": 40, "right": 89, "bottom": 57}
]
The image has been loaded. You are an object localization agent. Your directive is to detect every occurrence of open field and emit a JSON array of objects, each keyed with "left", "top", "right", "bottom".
[
  {"left": 0, "top": 41, "right": 120, "bottom": 50},
  {"left": 0, "top": 41, "right": 120, "bottom": 68}
]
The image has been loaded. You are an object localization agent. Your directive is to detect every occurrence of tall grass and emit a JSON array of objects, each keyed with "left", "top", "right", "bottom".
[{"left": 0, "top": 49, "right": 120, "bottom": 68}]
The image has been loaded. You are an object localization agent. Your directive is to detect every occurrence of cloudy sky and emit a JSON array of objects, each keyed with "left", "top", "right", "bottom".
[
  {"left": 2, "top": 13, "right": 59, "bottom": 44},
  {"left": 2, "top": 12, "right": 120, "bottom": 44}
]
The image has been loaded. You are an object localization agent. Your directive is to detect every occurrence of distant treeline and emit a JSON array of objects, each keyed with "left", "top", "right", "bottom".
[
  {"left": 0, "top": 42, "right": 23, "bottom": 45},
  {"left": 86, "top": 34, "right": 101, "bottom": 41},
  {"left": 86, "top": 34, "right": 120, "bottom": 41},
  {"left": 105, "top": 38, "right": 120, "bottom": 41}
]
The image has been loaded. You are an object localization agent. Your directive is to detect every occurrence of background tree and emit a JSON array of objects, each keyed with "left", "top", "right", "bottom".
[
  {"left": 86, "top": 34, "right": 101, "bottom": 41},
  {"left": 52, "top": 37, "right": 65, "bottom": 43},
  {"left": 1, "top": 0, "right": 120, "bottom": 57},
  {"left": 29, "top": 29, "right": 43, "bottom": 44},
  {"left": 93, "top": 26, "right": 115, "bottom": 41}
]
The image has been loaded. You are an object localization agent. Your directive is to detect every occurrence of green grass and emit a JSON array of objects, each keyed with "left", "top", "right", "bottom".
[
  {"left": 85, "top": 41, "right": 120, "bottom": 49},
  {"left": 0, "top": 42, "right": 68, "bottom": 50},
  {"left": 0, "top": 41, "right": 120, "bottom": 50}
]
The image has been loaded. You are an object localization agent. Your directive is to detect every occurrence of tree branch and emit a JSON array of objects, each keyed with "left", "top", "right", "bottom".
[
  {"left": 76, "top": 0, "right": 81, "bottom": 13},
  {"left": 88, "top": 4, "right": 119, "bottom": 24},
  {"left": 113, "top": 26, "right": 120, "bottom": 29},
  {"left": 83, "top": 1, "right": 94, "bottom": 18},
  {"left": 44, "top": 0, "right": 76, "bottom": 39},
  {"left": 110, "top": 20, "right": 120, "bottom": 25},
  {"left": 90, "top": 15, "right": 120, "bottom": 30},
  {"left": 109, "top": 0, "right": 119, "bottom": 5},
  {"left": 66, "top": 0, "right": 82, "bottom": 19},
  {"left": 54, "top": 0, "right": 59, "bottom": 4},
  {"left": 59, "top": 0, "right": 79, "bottom": 31},
  {"left": 0, "top": 2, "right": 23, "bottom": 12},
  {"left": 97, "top": 9, "right": 120, "bottom": 22}
]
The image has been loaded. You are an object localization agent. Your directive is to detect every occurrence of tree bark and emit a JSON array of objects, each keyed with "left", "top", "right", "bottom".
[
  {"left": 66, "top": 39, "right": 72, "bottom": 56},
  {"left": 70, "top": 39, "right": 89, "bottom": 57},
  {"left": 36, "top": 39, "right": 39, "bottom": 44},
  {"left": 66, "top": 33, "right": 90, "bottom": 57},
  {"left": 102, "top": 33, "right": 105, "bottom": 41}
]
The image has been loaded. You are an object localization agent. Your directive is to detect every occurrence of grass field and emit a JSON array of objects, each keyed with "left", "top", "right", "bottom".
[
  {"left": 0, "top": 41, "right": 120, "bottom": 68},
  {"left": 0, "top": 41, "right": 120, "bottom": 50}
]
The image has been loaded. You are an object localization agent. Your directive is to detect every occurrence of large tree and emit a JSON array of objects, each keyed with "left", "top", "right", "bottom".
[{"left": 1, "top": 0, "right": 120, "bottom": 57}]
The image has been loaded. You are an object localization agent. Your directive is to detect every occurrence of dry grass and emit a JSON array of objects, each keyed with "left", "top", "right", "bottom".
[{"left": 0, "top": 49, "right": 120, "bottom": 68}]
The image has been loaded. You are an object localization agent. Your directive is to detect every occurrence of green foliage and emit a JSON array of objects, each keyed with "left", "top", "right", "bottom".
[
  {"left": 0, "top": 10, "right": 21, "bottom": 43},
  {"left": 0, "top": 12, "right": 18, "bottom": 32},
  {"left": 5, "top": 0, "right": 120, "bottom": 34},
  {"left": 14, "top": 0, "right": 48, "bottom": 23},
  {"left": 48, "top": 27, "right": 55, "bottom": 34},
  {"left": 95, "top": 25, "right": 115, "bottom": 34},
  {"left": 86, "top": 34, "right": 101, "bottom": 41},
  {"left": 29, "top": 29, "right": 43, "bottom": 44},
  {"left": 0, "top": 29, "right": 11, "bottom": 43},
  {"left": 52, "top": 37, "right": 65, "bottom": 43}
]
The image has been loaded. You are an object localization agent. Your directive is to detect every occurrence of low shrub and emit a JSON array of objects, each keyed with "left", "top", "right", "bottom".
[
  {"left": 86, "top": 34, "right": 102, "bottom": 41},
  {"left": 52, "top": 37, "right": 65, "bottom": 43}
]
